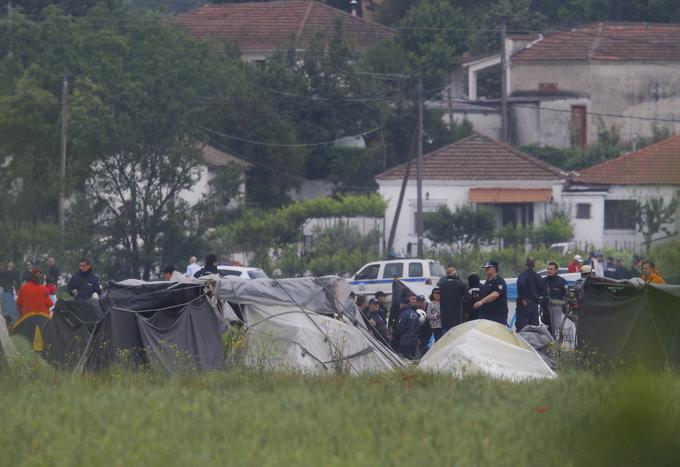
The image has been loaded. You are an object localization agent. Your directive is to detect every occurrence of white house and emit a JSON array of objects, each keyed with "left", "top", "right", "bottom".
[
  {"left": 376, "top": 133, "right": 566, "bottom": 256},
  {"left": 180, "top": 145, "right": 251, "bottom": 208},
  {"left": 565, "top": 135, "right": 680, "bottom": 250}
]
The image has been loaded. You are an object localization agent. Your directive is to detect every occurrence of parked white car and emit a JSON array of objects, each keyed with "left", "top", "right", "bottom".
[
  {"left": 216, "top": 265, "right": 269, "bottom": 280},
  {"left": 349, "top": 259, "right": 446, "bottom": 297}
]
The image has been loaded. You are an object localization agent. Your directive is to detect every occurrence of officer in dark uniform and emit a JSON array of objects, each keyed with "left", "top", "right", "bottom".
[
  {"left": 473, "top": 260, "right": 508, "bottom": 326},
  {"left": 516, "top": 257, "right": 544, "bottom": 332},
  {"left": 543, "top": 261, "right": 568, "bottom": 337}
]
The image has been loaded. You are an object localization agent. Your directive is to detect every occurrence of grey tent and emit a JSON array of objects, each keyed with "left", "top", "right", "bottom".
[
  {"left": 577, "top": 277, "right": 680, "bottom": 368},
  {"left": 0, "top": 312, "right": 19, "bottom": 368},
  {"left": 42, "top": 281, "right": 226, "bottom": 372},
  {"left": 212, "top": 275, "right": 403, "bottom": 374}
]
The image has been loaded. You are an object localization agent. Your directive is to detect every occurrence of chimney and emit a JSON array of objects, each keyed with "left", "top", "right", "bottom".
[{"left": 350, "top": 0, "right": 358, "bottom": 16}]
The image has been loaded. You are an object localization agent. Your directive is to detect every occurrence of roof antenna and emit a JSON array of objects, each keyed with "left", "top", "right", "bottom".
[{"left": 350, "top": 0, "right": 358, "bottom": 16}]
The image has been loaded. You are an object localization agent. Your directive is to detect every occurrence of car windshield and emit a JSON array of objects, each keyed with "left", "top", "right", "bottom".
[
  {"left": 429, "top": 261, "right": 446, "bottom": 277},
  {"left": 248, "top": 270, "right": 268, "bottom": 279},
  {"left": 218, "top": 269, "right": 241, "bottom": 277}
]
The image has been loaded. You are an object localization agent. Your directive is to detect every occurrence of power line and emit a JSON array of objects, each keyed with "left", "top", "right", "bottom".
[
  {"left": 512, "top": 103, "right": 680, "bottom": 124},
  {"left": 201, "top": 125, "right": 382, "bottom": 148}
]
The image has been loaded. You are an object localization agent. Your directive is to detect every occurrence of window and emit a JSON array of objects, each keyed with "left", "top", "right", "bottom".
[
  {"left": 429, "top": 261, "right": 446, "bottom": 277},
  {"left": 356, "top": 264, "right": 380, "bottom": 280},
  {"left": 408, "top": 262, "right": 423, "bottom": 278},
  {"left": 604, "top": 200, "right": 636, "bottom": 230},
  {"left": 576, "top": 203, "right": 591, "bottom": 219},
  {"left": 382, "top": 263, "right": 404, "bottom": 279},
  {"left": 218, "top": 269, "right": 242, "bottom": 277},
  {"left": 248, "top": 270, "right": 268, "bottom": 279}
]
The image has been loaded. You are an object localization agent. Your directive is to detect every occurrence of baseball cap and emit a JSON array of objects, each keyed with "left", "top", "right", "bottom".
[
  {"left": 580, "top": 265, "right": 592, "bottom": 274},
  {"left": 573, "top": 254, "right": 583, "bottom": 262},
  {"left": 368, "top": 298, "right": 379, "bottom": 305},
  {"left": 483, "top": 260, "right": 499, "bottom": 270},
  {"left": 416, "top": 295, "right": 426, "bottom": 301}
]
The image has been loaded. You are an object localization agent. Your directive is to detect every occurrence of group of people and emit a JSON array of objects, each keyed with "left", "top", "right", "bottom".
[
  {"left": 568, "top": 253, "right": 666, "bottom": 284},
  {"left": 356, "top": 261, "right": 510, "bottom": 360},
  {"left": 356, "top": 252, "right": 669, "bottom": 360},
  {"left": 161, "top": 254, "right": 223, "bottom": 281},
  {"left": 0, "top": 257, "right": 101, "bottom": 326}
]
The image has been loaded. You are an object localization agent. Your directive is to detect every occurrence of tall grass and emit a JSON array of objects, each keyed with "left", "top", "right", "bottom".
[{"left": 2, "top": 359, "right": 680, "bottom": 466}]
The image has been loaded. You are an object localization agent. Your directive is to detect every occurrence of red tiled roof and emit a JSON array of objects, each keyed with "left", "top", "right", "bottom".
[
  {"left": 576, "top": 135, "right": 680, "bottom": 185},
  {"left": 375, "top": 133, "right": 564, "bottom": 181},
  {"left": 468, "top": 188, "right": 553, "bottom": 203},
  {"left": 202, "top": 145, "right": 251, "bottom": 169},
  {"left": 513, "top": 23, "right": 680, "bottom": 62},
  {"left": 174, "top": 1, "right": 395, "bottom": 54}
]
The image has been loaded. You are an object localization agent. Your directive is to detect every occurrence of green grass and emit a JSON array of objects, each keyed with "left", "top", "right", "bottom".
[{"left": 2, "top": 341, "right": 680, "bottom": 466}]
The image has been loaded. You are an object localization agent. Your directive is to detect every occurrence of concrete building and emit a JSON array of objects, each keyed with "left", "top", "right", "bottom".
[
  {"left": 375, "top": 133, "right": 566, "bottom": 256},
  {"left": 565, "top": 135, "right": 680, "bottom": 251},
  {"left": 175, "top": 0, "right": 395, "bottom": 64},
  {"left": 460, "top": 23, "right": 680, "bottom": 148}
]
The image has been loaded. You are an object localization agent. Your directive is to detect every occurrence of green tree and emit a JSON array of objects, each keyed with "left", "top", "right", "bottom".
[
  {"left": 636, "top": 196, "right": 679, "bottom": 255},
  {"left": 424, "top": 205, "right": 496, "bottom": 254}
]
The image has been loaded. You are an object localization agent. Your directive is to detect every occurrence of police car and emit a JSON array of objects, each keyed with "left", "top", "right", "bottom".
[{"left": 349, "top": 259, "right": 446, "bottom": 297}]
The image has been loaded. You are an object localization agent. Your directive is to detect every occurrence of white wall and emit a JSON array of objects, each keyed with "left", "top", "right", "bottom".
[
  {"left": 179, "top": 164, "right": 246, "bottom": 209},
  {"left": 562, "top": 191, "right": 606, "bottom": 248},
  {"left": 379, "top": 179, "right": 564, "bottom": 255}
]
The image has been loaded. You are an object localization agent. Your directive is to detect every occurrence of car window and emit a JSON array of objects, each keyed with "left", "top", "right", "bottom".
[
  {"left": 382, "top": 263, "right": 403, "bottom": 279},
  {"left": 429, "top": 261, "right": 446, "bottom": 277},
  {"left": 248, "top": 270, "right": 268, "bottom": 279},
  {"left": 357, "top": 264, "right": 380, "bottom": 280},
  {"left": 408, "top": 262, "right": 423, "bottom": 277},
  {"left": 218, "top": 269, "right": 242, "bottom": 277}
]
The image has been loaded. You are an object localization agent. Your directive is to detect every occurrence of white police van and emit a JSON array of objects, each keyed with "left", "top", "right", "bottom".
[{"left": 349, "top": 259, "right": 446, "bottom": 297}]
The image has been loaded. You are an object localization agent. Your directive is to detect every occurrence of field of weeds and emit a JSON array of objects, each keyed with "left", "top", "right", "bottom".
[{"left": 2, "top": 339, "right": 680, "bottom": 467}]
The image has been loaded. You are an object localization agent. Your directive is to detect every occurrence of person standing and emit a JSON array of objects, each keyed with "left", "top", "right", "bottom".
[
  {"left": 388, "top": 277, "right": 405, "bottom": 337},
  {"left": 365, "top": 298, "right": 389, "bottom": 344},
  {"left": 67, "top": 258, "right": 102, "bottom": 301},
  {"left": 568, "top": 255, "right": 582, "bottom": 273},
  {"left": 45, "top": 257, "right": 60, "bottom": 284},
  {"left": 437, "top": 265, "right": 456, "bottom": 287},
  {"left": 185, "top": 256, "right": 201, "bottom": 278},
  {"left": 604, "top": 256, "right": 618, "bottom": 279},
  {"left": 473, "top": 260, "right": 508, "bottom": 326},
  {"left": 543, "top": 261, "right": 569, "bottom": 338},
  {"left": 193, "top": 254, "right": 219, "bottom": 278},
  {"left": 162, "top": 265, "right": 185, "bottom": 282},
  {"left": 641, "top": 260, "right": 666, "bottom": 284},
  {"left": 614, "top": 258, "right": 627, "bottom": 280},
  {"left": 426, "top": 287, "right": 443, "bottom": 341},
  {"left": 439, "top": 266, "right": 470, "bottom": 333},
  {"left": 16, "top": 269, "right": 53, "bottom": 318},
  {"left": 374, "top": 291, "right": 388, "bottom": 322},
  {"left": 394, "top": 295, "right": 420, "bottom": 359},
  {"left": 516, "top": 257, "right": 544, "bottom": 332},
  {"left": 591, "top": 253, "right": 605, "bottom": 277},
  {"left": 466, "top": 274, "right": 482, "bottom": 321},
  {"left": 0, "top": 261, "right": 21, "bottom": 324}
]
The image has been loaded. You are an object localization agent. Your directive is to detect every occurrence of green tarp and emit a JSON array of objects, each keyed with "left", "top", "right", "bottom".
[{"left": 577, "top": 277, "right": 680, "bottom": 368}]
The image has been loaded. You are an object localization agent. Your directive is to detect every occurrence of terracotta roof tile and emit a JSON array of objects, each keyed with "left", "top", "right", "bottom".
[
  {"left": 576, "top": 135, "right": 680, "bottom": 185},
  {"left": 174, "top": 1, "right": 394, "bottom": 54},
  {"left": 202, "top": 145, "right": 251, "bottom": 169},
  {"left": 513, "top": 23, "right": 680, "bottom": 62},
  {"left": 376, "top": 133, "right": 565, "bottom": 181}
]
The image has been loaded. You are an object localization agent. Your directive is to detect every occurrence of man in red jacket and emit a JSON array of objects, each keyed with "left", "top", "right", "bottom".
[{"left": 16, "top": 269, "right": 53, "bottom": 318}]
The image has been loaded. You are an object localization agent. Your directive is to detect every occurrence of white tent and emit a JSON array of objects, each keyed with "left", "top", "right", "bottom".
[
  {"left": 212, "top": 275, "right": 403, "bottom": 374},
  {"left": 419, "top": 320, "right": 556, "bottom": 381}
]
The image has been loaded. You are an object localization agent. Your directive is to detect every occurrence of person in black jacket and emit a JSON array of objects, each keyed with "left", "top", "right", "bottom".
[
  {"left": 67, "top": 258, "right": 102, "bottom": 301},
  {"left": 193, "top": 253, "right": 219, "bottom": 278},
  {"left": 439, "top": 266, "right": 470, "bottom": 333},
  {"left": 542, "top": 261, "right": 569, "bottom": 337},
  {"left": 516, "top": 257, "right": 543, "bottom": 331}
]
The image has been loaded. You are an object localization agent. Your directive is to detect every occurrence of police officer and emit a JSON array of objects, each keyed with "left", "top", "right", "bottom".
[
  {"left": 543, "top": 261, "right": 569, "bottom": 338},
  {"left": 394, "top": 295, "right": 420, "bottom": 359},
  {"left": 516, "top": 257, "right": 543, "bottom": 332},
  {"left": 374, "top": 291, "right": 388, "bottom": 322},
  {"left": 473, "top": 260, "right": 508, "bottom": 326},
  {"left": 366, "top": 298, "right": 389, "bottom": 344}
]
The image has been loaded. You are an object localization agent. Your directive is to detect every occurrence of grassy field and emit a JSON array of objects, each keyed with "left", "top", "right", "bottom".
[{"left": 2, "top": 343, "right": 680, "bottom": 466}]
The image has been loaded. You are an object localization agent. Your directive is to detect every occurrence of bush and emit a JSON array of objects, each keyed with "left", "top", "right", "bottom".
[{"left": 649, "top": 239, "right": 680, "bottom": 284}]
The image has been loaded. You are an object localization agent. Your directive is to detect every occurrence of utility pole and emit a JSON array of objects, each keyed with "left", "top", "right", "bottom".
[
  {"left": 386, "top": 129, "right": 416, "bottom": 254},
  {"left": 58, "top": 73, "right": 69, "bottom": 230},
  {"left": 416, "top": 78, "right": 424, "bottom": 259},
  {"left": 447, "top": 71, "right": 454, "bottom": 128},
  {"left": 500, "top": 17, "right": 509, "bottom": 142}
]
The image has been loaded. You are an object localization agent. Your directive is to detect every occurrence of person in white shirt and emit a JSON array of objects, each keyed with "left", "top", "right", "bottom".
[{"left": 185, "top": 256, "right": 201, "bottom": 278}]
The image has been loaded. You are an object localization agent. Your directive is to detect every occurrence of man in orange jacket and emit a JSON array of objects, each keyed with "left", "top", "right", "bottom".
[
  {"left": 15, "top": 269, "right": 53, "bottom": 318},
  {"left": 642, "top": 260, "right": 666, "bottom": 285}
]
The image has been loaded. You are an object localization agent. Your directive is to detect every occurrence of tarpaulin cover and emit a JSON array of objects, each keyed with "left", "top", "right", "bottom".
[
  {"left": 42, "top": 299, "right": 104, "bottom": 369},
  {"left": 211, "top": 275, "right": 403, "bottom": 373},
  {"left": 419, "top": 320, "right": 557, "bottom": 381},
  {"left": 577, "top": 277, "right": 680, "bottom": 368}
]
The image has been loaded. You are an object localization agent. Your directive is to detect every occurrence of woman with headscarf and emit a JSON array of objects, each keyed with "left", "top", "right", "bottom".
[{"left": 426, "top": 287, "right": 443, "bottom": 341}]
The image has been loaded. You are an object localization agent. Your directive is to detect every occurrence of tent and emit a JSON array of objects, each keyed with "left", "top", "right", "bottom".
[
  {"left": 418, "top": 320, "right": 557, "bottom": 381},
  {"left": 11, "top": 313, "right": 49, "bottom": 352},
  {"left": 42, "top": 281, "right": 226, "bottom": 372},
  {"left": 0, "top": 313, "right": 19, "bottom": 368},
  {"left": 212, "top": 275, "right": 403, "bottom": 374},
  {"left": 577, "top": 277, "right": 680, "bottom": 368}
]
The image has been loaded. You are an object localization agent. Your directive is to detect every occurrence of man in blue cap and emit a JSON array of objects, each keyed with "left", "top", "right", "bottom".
[{"left": 473, "top": 260, "right": 508, "bottom": 326}]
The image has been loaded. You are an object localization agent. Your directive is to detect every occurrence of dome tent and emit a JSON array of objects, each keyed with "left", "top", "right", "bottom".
[{"left": 419, "top": 320, "right": 557, "bottom": 381}]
